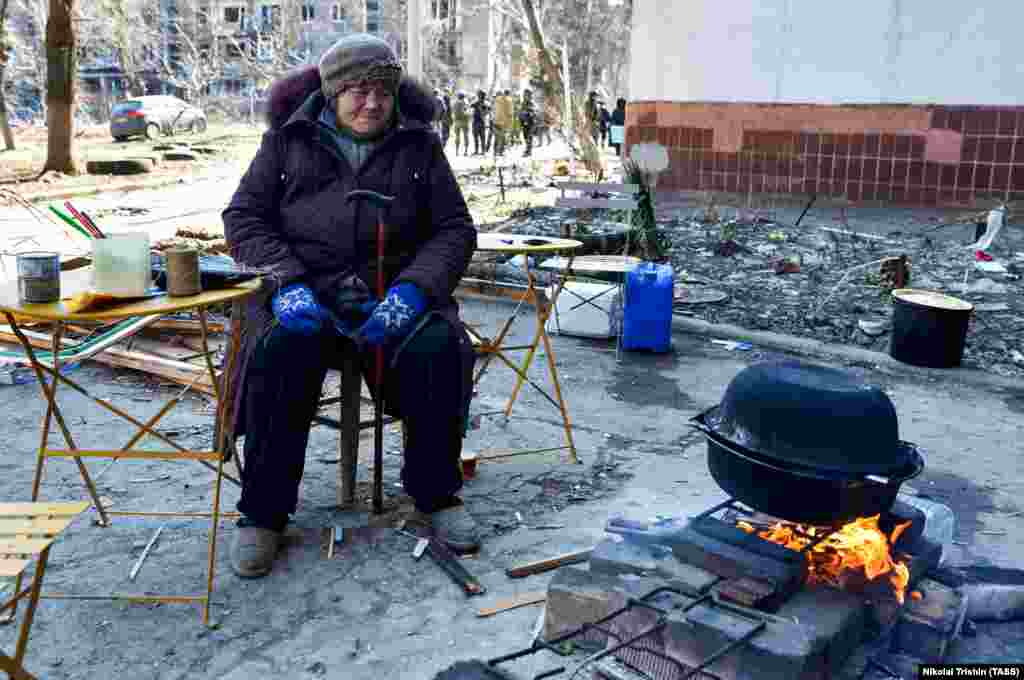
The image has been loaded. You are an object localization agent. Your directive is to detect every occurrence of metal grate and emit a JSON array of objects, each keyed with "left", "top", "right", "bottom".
[
  {"left": 694, "top": 498, "right": 843, "bottom": 559},
  {"left": 484, "top": 586, "right": 767, "bottom": 680}
]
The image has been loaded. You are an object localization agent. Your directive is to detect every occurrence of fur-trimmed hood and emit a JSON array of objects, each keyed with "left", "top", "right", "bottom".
[{"left": 265, "top": 65, "right": 438, "bottom": 131}]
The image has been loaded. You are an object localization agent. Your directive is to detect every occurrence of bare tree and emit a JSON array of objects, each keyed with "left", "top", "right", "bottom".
[
  {"left": 42, "top": 0, "right": 78, "bottom": 174},
  {"left": 0, "top": 0, "right": 16, "bottom": 149}
]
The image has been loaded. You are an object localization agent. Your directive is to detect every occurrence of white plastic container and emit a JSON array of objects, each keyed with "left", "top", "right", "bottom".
[
  {"left": 91, "top": 233, "right": 151, "bottom": 297},
  {"left": 546, "top": 281, "right": 620, "bottom": 338}
]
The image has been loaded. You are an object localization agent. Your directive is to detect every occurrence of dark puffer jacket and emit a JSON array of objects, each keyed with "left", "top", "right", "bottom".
[{"left": 222, "top": 65, "right": 477, "bottom": 437}]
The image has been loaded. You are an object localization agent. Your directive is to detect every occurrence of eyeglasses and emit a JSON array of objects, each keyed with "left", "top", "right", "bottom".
[{"left": 344, "top": 86, "right": 395, "bottom": 102}]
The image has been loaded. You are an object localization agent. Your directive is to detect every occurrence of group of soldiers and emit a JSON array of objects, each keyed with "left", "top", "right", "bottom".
[{"left": 432, "top": 88, "right": 550, "bottom": 158}]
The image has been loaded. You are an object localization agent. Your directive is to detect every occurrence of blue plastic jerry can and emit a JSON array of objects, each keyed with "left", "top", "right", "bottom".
[{"left": 622, "top": 262, "right": 673, "bottom": 352}]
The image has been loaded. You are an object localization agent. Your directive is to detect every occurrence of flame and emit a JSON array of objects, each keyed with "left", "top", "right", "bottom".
[{"left": 738, "top": 515, "right": 912, "bottom": 604}]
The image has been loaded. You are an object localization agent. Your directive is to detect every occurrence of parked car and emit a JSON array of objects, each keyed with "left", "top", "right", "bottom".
[{"left": 110, "top": 96, "right": 207, "bottom": 141}]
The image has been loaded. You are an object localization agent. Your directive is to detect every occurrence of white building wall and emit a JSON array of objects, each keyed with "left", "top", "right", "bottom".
[{"left": 630, "top": 0, "right": 1024, "bottom": 105}]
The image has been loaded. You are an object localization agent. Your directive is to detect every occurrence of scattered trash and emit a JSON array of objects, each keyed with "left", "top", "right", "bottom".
[
  {"left": 0, "top": 365, "right": 34, "bottom": 386},
  {"left": 772, "top": 256, "right": 801, "bottom": 274},
  {"left": 1012, "top": 350, "right": 1024, "bottom": 365},
  {"left": 673, "top": 285, "right": 729, "bottom": 305},
  {"left": 711, "top": 339, "right": 753, "bottom": 351},
  {"left": 975, "top": 261, "right": 1008, "bottom": 273},
  {"left": 129, "top": 526, "right": 165, "bottom": 581},
  {"left": 858, "top": 318, "right": 890, "bottom": 336},
  {"left": 476, "top": 592, "right": 546, "bottom": 618},
  {"left": 962, "top": 278, "right": 1009, "bottom": 294},
  {"left": 767, "top": 230, "right": 787, "bottom": 242}
]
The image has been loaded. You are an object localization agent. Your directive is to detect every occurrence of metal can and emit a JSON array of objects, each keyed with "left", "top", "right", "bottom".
[{"left": 16, "top": 251, "right": 60, "bottom": 304}]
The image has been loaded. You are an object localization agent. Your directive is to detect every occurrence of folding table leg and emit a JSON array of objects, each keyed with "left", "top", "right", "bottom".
[{"left": 12, "top": 545, "right": 50, "bottom": 675}]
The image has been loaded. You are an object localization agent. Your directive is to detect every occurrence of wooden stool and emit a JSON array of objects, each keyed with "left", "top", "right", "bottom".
[
  {"left": 313, "top": 344, "right": 402, "bottom": 510},
  {"left": 1, "top": 502, "right": 89, "bottom": 680}
]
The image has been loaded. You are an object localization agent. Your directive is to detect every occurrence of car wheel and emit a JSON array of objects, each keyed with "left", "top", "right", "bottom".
[{"left": 145, "top": 122, "right": 161, "bottom": 140}]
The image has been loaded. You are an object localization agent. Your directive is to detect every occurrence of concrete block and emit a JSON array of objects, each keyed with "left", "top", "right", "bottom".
[
  {"left": 590, "top": 536, "right": 720, "bottom": 594},
  {"left": 779, "top": 586, "right": 867, "bottom": 676},
  {"left": 897, "top": 494, "right": 956, "bottom": 566},
  {"left": 542, "top": 566, "right": 664, "bottom": 647},
  {"left": 892, "top": 578, "right": 968, "bottom": 662}
]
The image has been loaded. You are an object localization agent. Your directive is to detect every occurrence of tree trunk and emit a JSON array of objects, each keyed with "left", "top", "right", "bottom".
[
  {"left": 519, "top": 0, "right": 563, "bottom": 122},
  {"left": 0, "top": 0, "right": 14, "bottom": 151},
  {"left": 43, "top": 0, "right": 79, "bottom": 175}
]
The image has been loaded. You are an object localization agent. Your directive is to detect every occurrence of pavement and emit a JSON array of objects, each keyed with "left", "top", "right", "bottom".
[{"left": 0, "top": 293, "right": 1021, "bottom": 679}]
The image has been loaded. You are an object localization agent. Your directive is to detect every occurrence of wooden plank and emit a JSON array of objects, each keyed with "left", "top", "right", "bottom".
[
  {"left": 44, "top": 449, "right": 220, "bottom": 461},
  {"left": 0, "top": 558, "right": 30, "bottom": 578},
  {"left": 554, "top": 197, "right": 638, "bottom": 211},
  {"left": 476, "top": 591, "right": 547, "bottom": 618},
  {"left": 0, "top": 538, "right": 54, "bottom": 557},
  {"left": 557, "top": 182, "right": 639, "bottom": 194},
  {"left": 0, "top": 519, "right": 70, "bottom": 537},
  {"left": 506, "top": 548, "right": 593, "bottom": 579},
  {"left": 0, "top": 502, "right": 89, "bottom": 518},
  {"left": 0, "top": 327, "right": 215, "bottom": 395},
  {"left": 147, "top": 319, "right": 226, "bottom": 334}
]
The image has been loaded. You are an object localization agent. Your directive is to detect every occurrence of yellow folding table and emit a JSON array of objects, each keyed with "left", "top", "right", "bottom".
[
  {"left": 0, "top": 501, "right": 88, "bottom": 680},
  {"left": 469, "top": 233, "right": 582, "bottom": 463},
  {"left": 0, "top": 268, "right": 259, "bottom": 625}
]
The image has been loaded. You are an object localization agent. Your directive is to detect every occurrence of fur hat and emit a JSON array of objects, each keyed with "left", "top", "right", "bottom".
[{"left": 318, "top": 33, "right": 402, "bottom": 99}]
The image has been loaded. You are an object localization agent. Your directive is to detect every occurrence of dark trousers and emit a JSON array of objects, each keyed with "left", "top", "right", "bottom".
[
  {"left": 238, "top": 317, "right": 469, "bottom": 528},
  {"left": 473, "top": 123, "right": 486, "bottom": 154},
  {"left": 522, "top": 123, "right": 534, "bottom": 156}
]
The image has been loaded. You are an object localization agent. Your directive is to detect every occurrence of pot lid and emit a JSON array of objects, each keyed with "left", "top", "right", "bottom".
[
  {"left": 893, "top": 288, "right": 974, "bottom": 311},
  {"left": 706, "top": 360, "right": 911, "bottom": 476}
]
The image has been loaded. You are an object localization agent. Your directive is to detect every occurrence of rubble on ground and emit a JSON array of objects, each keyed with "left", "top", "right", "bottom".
[{"left": 488, "top": 204, "right": 1024, "bottom": 379}]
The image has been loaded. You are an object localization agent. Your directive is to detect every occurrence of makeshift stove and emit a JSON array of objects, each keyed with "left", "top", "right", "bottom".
[
  {"left": 459, "top": 361, "right": 975, "bottom": 680},
  {"left": 516, "top": 493, "right": 945, "bottom": 680}
]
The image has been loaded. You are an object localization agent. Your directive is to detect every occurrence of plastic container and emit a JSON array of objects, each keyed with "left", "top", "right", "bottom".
[
  {"left": 890, "top": 289, "right": 974, "bottom": 368},
  {"left": 91, "top": 233, "right": 151, "bottom": 298},
  {"left": 622, "top": 262, "right": 673, "bottom": 352}
]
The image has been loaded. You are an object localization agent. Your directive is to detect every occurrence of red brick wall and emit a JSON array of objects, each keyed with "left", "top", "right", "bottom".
[{"left": 625, "top": 102, "right": 1024, "bottom": 206}]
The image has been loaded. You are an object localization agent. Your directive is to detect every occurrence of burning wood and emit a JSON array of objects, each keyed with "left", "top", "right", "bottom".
[{"left": 737, "top": 514, "right": 912, "bottom": 603}]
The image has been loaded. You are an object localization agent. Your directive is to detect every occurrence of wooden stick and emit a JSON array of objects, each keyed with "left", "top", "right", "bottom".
[
  {"left": 129, "top": 526, "right": 164, "bottom": 581},
  {"left": 505, "top": 548, "right": 593, "bottom": 579},
  {"left": 476, "top": 591, "right": 546, "bottom": 618}
]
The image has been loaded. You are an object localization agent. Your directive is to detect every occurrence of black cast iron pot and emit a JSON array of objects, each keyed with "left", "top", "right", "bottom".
[
  {"left": 690, "top": 409, "right": 924, "bottom": 525},
  {"left": 706, "top": 360, "right": 909, "bottom": 476}
]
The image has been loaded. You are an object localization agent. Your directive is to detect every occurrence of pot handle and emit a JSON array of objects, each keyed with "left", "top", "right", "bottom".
[{"left": 689, "top": 409, "right": 925, "bottom": 487}]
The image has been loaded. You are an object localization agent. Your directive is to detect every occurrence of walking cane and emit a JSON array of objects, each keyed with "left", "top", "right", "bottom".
[{"left": 345, "top": 190, "right": 395, "bottom": 515}]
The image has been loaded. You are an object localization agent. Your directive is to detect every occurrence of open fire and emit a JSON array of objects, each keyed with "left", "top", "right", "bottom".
[{"left": 737, "top": 514, "right": 913, "bottom": 603}]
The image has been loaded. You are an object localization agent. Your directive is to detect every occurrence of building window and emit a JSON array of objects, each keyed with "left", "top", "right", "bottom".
[
  {"left": 366, "top": 20, "right": 379, "bottom": 32},
  {"left": 223, "top": 5, "right": 245, "bottom": 23},
  {"left": 366, "top": 0, "right": 379, "bottom": 12},
  {"left": 301, "top": 4, "right": 315, "bottom": 21},
  {"left": 257, "top": 4, "right": 282, "bottom": 30},
  {"left": 331, "top": 3, "right": 344, "bottom": 21}
]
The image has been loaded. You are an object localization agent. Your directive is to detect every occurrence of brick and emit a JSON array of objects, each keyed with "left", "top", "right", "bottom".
[
  {"left": 892, "top": 578, "right": 968, "bottom": 662},
  {"left": 542, "top": 566, "right": 664, "bottom": 646},
  {"left": 590, "top": 537, "right": 720, "bottom": 595}
]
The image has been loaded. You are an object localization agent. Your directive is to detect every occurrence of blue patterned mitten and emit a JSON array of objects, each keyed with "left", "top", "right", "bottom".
[{"left": 357, "top": 282, "right": 428, "bottom": 346}]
